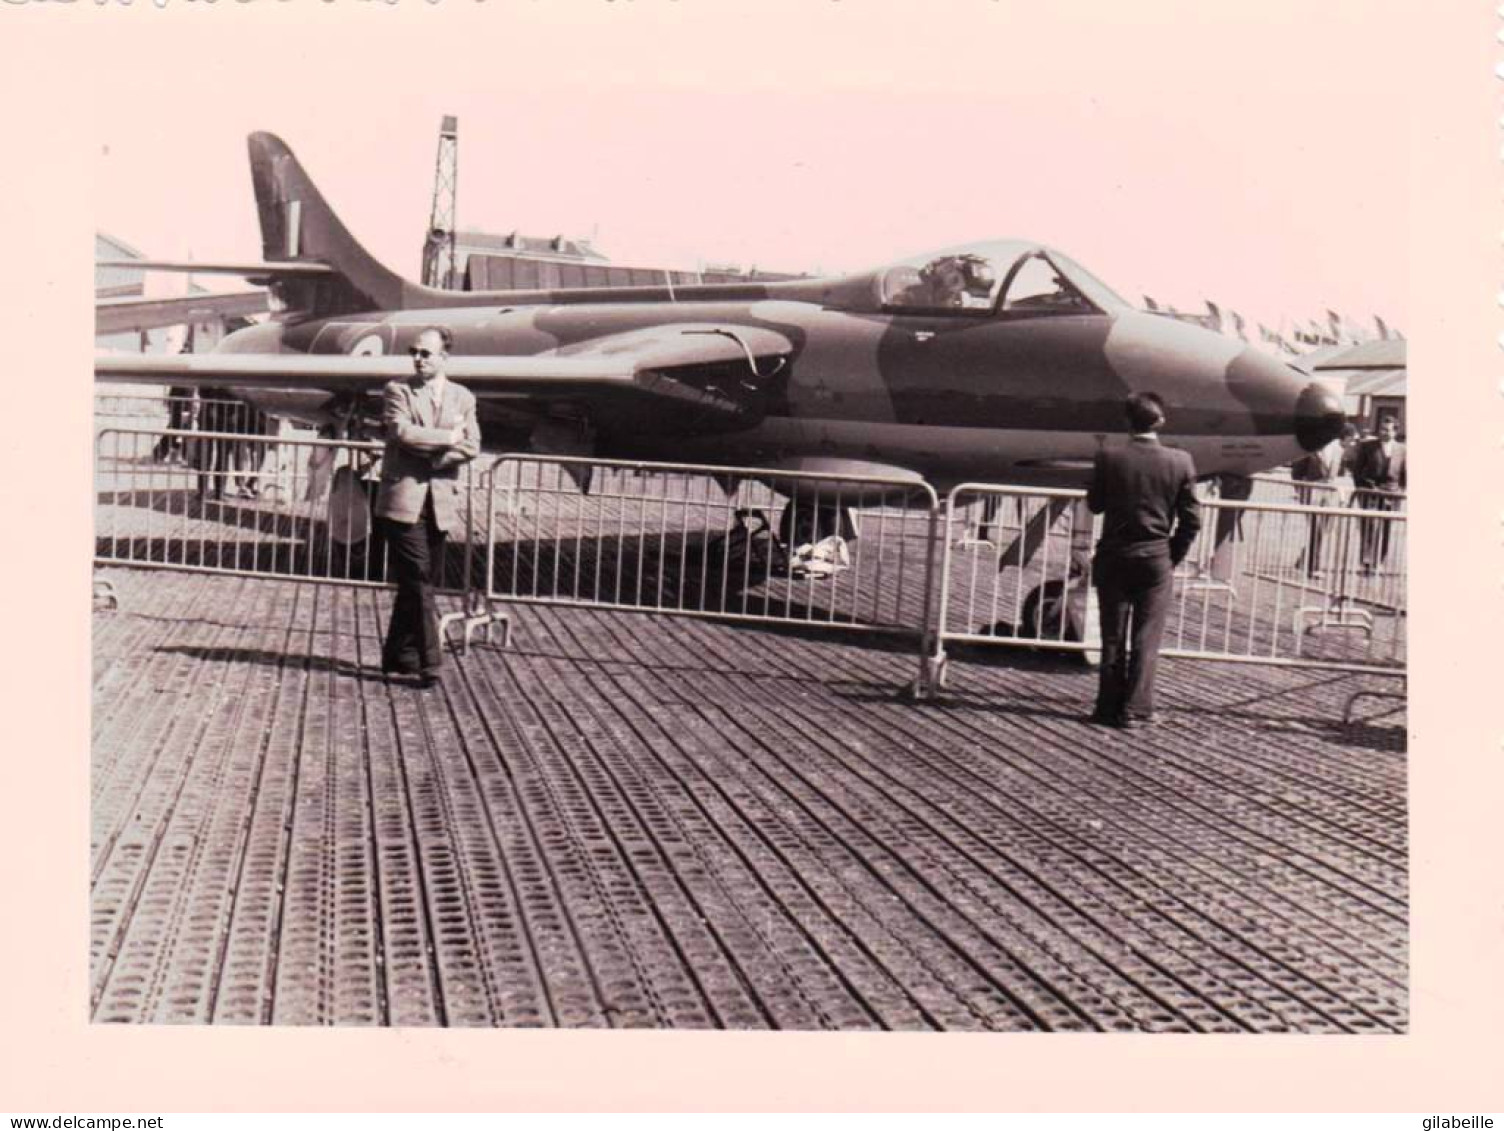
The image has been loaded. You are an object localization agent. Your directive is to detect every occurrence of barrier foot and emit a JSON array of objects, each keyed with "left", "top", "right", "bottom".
[
  {"left": 93, "top": 577, "right": 119, "bottom": 611},
  {"left": 953, "top": 535, "right": 999, "bottom": 551},
  {"left": 1343, "top": 686, "right": 1406, "bottom": 725},
  {"left": 441, "top": 596, "right": 511, "bottom": 655},
  {"left": 910, "top": 650, "right": 948, "bottom": 701},
  {"left": 1296, "top": 605, "right": 1374, "bottom": 638},
  {"left": 1184, "top": 578, "right": 1237, "bottom": 597}
]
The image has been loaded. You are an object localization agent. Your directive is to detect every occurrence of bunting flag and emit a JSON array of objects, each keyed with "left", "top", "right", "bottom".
[
  {"left": 1231, "top": 311, "right": 1247, "bottom": 340},
  {"left": 1326, "top": 309, "right": 1344, "bottom": 341},
  {"left": 1144, "top": 295, "right": 1160, "bottom": 311},
  {"left": 1374, "top": 315, "right": 1390, "bottom": 340},
  {"left": 1204, "top": 300, "right": 1223, "bottom": 331},
  {"left": 1259, "top": 323, "right": 1277, "bottom": 343}
]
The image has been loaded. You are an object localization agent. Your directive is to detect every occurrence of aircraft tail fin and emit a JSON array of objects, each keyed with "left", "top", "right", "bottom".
[{"left": 248, "top": 132, "right": 421, "bottom": 317}]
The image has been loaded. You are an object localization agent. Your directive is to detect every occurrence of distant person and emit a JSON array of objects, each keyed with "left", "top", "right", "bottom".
[
  {"left": 1350, "top": 417, "right": 1406, "bottom": 573},
  {"left": 228, "top": 402, "right": 273, "bottom": 498},
  {"left": 1086, "top": 392, "right": 1201, "bottom": 729},
  {"left": 192, "top": 386, "right": 236, "bottom": 500},
  {"left": 189, "top": 390, "right": 265, "bottom": 499},
  {"left": 1289, "top": 423, "right": 1356, "bottom": 579},
  {"left": 153, "top": 384, "right": 196, "bottom": 464},
  {"left": 375, "top": 326, "right": 481, "bottom": 688}
]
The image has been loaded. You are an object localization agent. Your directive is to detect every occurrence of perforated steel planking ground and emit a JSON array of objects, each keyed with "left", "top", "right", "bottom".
[{"left": 90, "top": 570, "right": 1407, "bottom": 1031}]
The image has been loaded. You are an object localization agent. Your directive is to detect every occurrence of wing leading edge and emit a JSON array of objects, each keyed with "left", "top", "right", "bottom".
[
  {"left": 94, "top": 323, "right": 794, "bottom": 432},
  {"left": 96, "top": 291, "right": 272, "bottom": 336}
]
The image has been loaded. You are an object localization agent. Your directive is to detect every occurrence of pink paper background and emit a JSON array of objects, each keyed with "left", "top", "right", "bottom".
[{"left": 0, "top": 0, "right": 1497, "bottom": 1112}]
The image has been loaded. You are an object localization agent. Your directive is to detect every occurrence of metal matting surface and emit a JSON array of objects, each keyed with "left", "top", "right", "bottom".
[{"left": 92, "top": 570, "right": 1408, "bottom": 1031}]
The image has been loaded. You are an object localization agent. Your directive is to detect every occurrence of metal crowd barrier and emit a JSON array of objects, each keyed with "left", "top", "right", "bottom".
[
  {"left": 1172, "top": 497, "right": 1405, "bottom": 670},
  {"left": 94, "top": 426, "right": 1407, "bottom": 705},
  {"left": 478, "top": 455, "right": 941, "bottom": 666},
  {"left": 97, "top": 427, "right": 389, "bottom": 584},
  {"left": 93, "top": 427, "right": 506, "bottom": 648},
  {"left": 924, "top": 484, "right": 1405, "bottom": 695},
  {"left": 934, "top": 486, "right": 1097, "bottom": 658}
]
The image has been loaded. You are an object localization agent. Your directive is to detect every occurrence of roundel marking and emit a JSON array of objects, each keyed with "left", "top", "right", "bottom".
[{"left": 350, "top": 333, "right": 385, "bottom": 357}]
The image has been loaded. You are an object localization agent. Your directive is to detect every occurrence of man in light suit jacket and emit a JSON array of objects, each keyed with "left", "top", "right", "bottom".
[
  {"left": 1350, "top": 416, "right": 1406, "bottom": 572},
  {"left": 375, "top": 325, "right": 482, "bottom": 686},
  {"left": 1086, "top": 392, "right": 1201, "bottom": 729}
]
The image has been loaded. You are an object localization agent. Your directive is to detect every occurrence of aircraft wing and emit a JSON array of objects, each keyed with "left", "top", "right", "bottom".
[
  {"left": 96, "top": 291, "right": 271, "bottom": 335},
  {"left": 97, "top": 259, "right": 335, "bottom": 278},
  {"left": 95, "top": 323, "right": 793, "bottom": 431}
]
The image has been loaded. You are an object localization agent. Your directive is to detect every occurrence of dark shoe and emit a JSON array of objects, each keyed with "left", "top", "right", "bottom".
[
  {"left": 418, "top": 672, "right": 441, "bottom": 689},
  {"left": 1087, "top": 711, "right": 1121, "bottom": 727},
  {"left": 382, "top": 661, "right": 420, "bottom": 676}
]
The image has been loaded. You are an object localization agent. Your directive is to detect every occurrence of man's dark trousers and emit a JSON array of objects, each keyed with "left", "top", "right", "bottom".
[
  {"left": 1093, "top": 547, "right": 1175, "bottom": 722},
  {"left": 381, "top": 495, "right": 446, "bottom": 675},
  {"left": 1358, "top": 492, "right": 1399, "bottom": 569}
]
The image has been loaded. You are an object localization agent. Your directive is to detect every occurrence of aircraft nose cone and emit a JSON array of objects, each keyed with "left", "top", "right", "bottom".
[{"left": 1295, "top": 381, "right": 1345, "bottom": 452}]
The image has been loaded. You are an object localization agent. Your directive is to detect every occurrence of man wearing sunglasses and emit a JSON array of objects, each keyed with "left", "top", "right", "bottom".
[{"left": 374, "top": 325, "right": 481, "bottom": 687}]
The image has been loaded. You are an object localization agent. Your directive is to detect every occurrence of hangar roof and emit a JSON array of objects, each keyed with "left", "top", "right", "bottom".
[
  {"left": 1312, "top": 338, "right": 1406, "bottom": 371},
  {"left": 455, "top": 229, "right": 609, "bottom": 262}
]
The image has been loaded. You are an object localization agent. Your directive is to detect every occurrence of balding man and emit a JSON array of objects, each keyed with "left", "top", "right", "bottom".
[{"left": 375, "top": 325, "right": 481, "bottom": 687}]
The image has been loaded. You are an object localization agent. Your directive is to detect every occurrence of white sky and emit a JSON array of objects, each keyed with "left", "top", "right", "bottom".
[{"left": 87, "top": 1, "right": 1410, "bottom": 333}]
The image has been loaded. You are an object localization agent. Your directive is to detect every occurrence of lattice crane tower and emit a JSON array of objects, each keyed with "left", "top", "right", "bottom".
[{"left": 421, "top": 116, "right": 459, "bottom": 289}]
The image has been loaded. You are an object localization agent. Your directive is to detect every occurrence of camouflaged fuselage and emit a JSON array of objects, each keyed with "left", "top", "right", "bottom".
[
  {"left": 110, "top": 132, "right": 1346, "bottom": 493},
  {"left": 252, "top": 278, "right": 1335, "bottom": 490}
]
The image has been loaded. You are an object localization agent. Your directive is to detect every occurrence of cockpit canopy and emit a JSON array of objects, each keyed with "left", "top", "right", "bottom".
[{"left": 877, "top": 239, "right": 1130, "bottom": 317}]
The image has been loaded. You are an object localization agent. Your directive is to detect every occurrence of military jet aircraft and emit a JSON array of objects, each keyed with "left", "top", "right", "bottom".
[{"left": 98, "top": 132, "right": 1344, "bottom": 496}]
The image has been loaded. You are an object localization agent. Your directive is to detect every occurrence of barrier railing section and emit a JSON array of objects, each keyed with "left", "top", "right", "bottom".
[
  {"left": 479, "top": 455, "right": 941, "bottom": 642},
  {"left": 95, "top": 426, "right": 482, "bottom": 592},
  {"left": 1171, "top": 497, "right": 1405, "bottom": 671},
  {"left": 95, "top": 431, "right": 1405, "bottom": 688},
  {"left": 97, "top": 427, "right": 392, "bottom": 585},
  {"left": 1349, "top": 486, "right": 1407, "bottom": 514},
  {"left": 1238, "top": 471, "right": 1405, "bottom": 513},
  {"left": 1247, "top": 472, "right": 1345, "bottom": 507},
  {"left": 94, "top": 394, "right": 274, "bottom": 443},
  {"left": 929, "top": 485, "right": 1405, "bottom": 686},
  {"left": 96, "top": 426, "right": 507, "bottom": 648},
  {"left": 935, "top": 485, "right": 1097, "bottom": 655}
]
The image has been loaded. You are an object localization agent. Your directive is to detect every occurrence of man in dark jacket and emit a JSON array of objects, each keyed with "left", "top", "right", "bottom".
[
  {"left": 1349, "top": 416, "right": 1406, "bottom": 572},
  {"left": 1086, "top": 392, "right": 1201, "bottom": 729}
]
